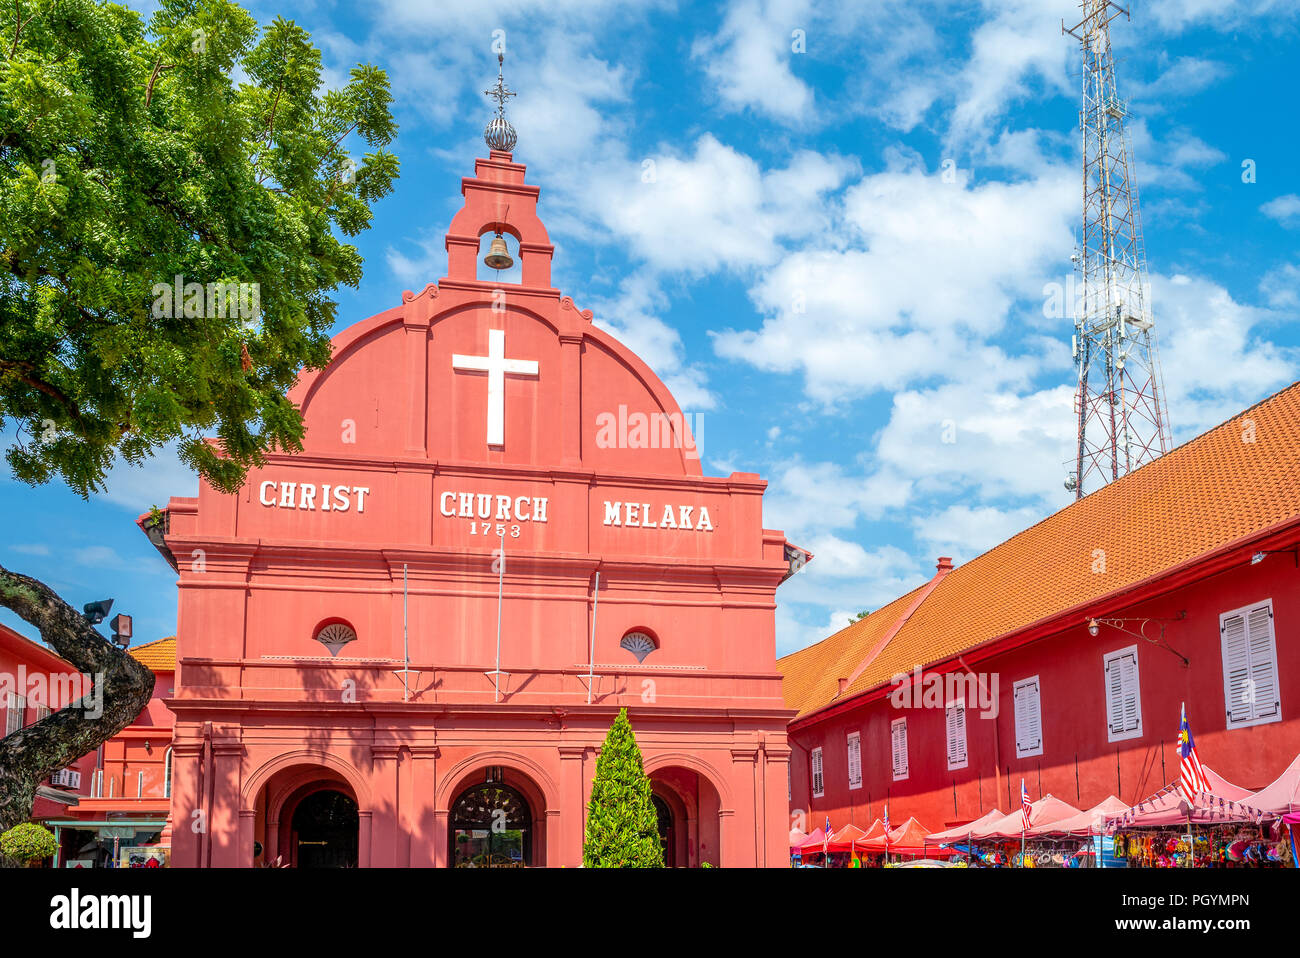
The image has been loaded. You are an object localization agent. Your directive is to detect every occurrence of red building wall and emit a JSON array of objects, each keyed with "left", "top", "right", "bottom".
[{"left": 788, "top": 537, "right": 1300, "bottom": 832}]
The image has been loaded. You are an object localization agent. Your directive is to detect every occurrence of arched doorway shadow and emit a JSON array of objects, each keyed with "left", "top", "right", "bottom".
[{"left": 290, "top": 788, "right": 359, "bottom": 868}]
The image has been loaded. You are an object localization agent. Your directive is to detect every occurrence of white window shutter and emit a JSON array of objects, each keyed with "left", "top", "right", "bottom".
[
  {"left": 1221, "top": 611, "right": 1252, "bottom": 725},
  {"left": 811, "top": 747, "right": 824, "bottom": 798},
  {"left": 1222, "top": 600, "right": 1282, "bottom": 728},
  {"left": 1104, "top": 647, "right": 1142, "bottom": 742},
  {"left": 946, "top": 703, "right": 967, "bottom": 770},
  {"left": 847, "top": 732, "right": 862, "bottom": 790},
  {"left": 1014, "top": 677, "right": 1043, "bottom": 758},
  {"left": 891, "top": 718, "right": 909, "bottom": 780}
]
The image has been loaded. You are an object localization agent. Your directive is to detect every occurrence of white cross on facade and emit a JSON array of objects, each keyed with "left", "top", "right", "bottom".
[{"left": 451, "top": 329, "right": 539, "bottom": 446}]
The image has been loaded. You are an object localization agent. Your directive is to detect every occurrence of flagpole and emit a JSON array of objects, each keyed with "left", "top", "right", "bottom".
[{"left": 494, "top": 529, "right": 504, "bottom": 703}]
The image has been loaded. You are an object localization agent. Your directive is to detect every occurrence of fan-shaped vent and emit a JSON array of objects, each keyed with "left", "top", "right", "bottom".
[
  {"left": 316, "top": 623, "right": 357, "bottom": 657},
  {"left": 620, "top": 631, "right": 657, "bottom": 663}
]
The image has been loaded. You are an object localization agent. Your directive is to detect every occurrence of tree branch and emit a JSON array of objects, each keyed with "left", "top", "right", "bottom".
[{"left": 0, "top": 565, "right": 154, "bottom": 832}]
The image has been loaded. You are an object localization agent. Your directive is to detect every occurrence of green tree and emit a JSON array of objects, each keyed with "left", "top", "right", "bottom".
[
  {"left": 0, "top": 0, "right": 398, "bottom": 833},
  {"left": 583, "top": 708, "right": 664, "bottom": 868}
]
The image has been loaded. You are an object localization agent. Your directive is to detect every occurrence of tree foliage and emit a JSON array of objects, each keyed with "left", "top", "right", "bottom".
[
  {"left": 583, "top": 708, "right": 664, "bottom": 868},
  {"left": 0, "top": 0, "right": 399, "bottom": 494}
]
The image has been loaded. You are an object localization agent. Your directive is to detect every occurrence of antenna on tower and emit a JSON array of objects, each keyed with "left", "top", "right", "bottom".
[{"left": 1062, "top": 0, "right": 1171, "bottom": 499}]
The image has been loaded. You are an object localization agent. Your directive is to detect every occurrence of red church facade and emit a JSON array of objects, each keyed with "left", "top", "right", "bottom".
[
  {"left": 140, "top": 149, "right": 803, "bottom": 867},
  {"left": 783, "top": 384, "right": 1300, "bottom": 834}
]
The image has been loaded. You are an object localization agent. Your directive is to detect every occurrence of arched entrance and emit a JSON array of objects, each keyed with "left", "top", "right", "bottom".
[
  {"left": 652, "top": 793, "right": 675, "bottom": 868},
  {"left": 291, "top": 789, "right": 359, "bottom": 868},
  {"left": 648, "top": 765, "right": 724, "bottom": 867},
  {"left": 449, "top": 782, "right": 532, "bottom": 868}
]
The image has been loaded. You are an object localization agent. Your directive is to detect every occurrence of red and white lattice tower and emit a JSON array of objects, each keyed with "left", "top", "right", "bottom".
[{"left": 1064, "top": 1, "right": 1171, "bottom": 499}]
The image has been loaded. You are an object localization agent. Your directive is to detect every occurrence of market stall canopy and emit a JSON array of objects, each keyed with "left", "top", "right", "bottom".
[
  {"left": 796, "top": 827, "right": 828, "bottom": 852},
  {"left": 789, "top": 827, "right": 808, "bottom": 851},
  {"left": 1107, "top": 765, "right": 1261, "bottom": 828},
  {"left": 1027, "top": 795, "right": 1128, "bottom": 837},
  {"left": 927, "top": 809, "right": 1004, "bottom": 844},
  {"left": 825, "top": 823, "right": 870, "bottom": 853},
  {"left": 1244, "top": 752, "right": 1300, "bottom": 816},
  {"left": 859, "top": 818, "right": 886, "bottom": 841},
  {"left": 971, "top": 795, "right": 1082, "bottom": 840},
  {"left": 863, "top": 817, "right": 933, "bottom": 852}
]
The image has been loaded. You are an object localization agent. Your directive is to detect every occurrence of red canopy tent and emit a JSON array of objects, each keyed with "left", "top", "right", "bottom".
[
  {"left": 1244, "top": 752, "right": 1300, "bottom": 817},
  {"left": 1028, "top": 795, "right": 1128, "bottom": 837},
  {"left": 862, "top": 817, "right": 943, "bottom": 857},
  {"left": 824, "top": 823, "right": 870, "bottom": 854},
  {"left": 926, "top": 809, "right": 1003, "bottom": 844},
  {"left": 970, "top": 795, "right": 1082, "bottom": 840},
  {"left": 1107, "top": 765, "right": 1261, "bottom": 828}
]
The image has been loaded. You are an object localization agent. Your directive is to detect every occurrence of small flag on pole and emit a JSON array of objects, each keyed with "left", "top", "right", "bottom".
[
  {"left": 1020, "top": 779, "right": 1032, "bottom": 831},
  {"left": 1177, "top": 702, "right": 1211, "bottom": 802}
]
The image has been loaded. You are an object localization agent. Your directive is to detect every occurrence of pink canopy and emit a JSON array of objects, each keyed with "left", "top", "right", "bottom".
[
  {"left": 789, "top": 827, "right": 808, "bottom": 851},
  {"left": 926, "top": 809, "right": 1004, "bottom": 844},
  {"left": 796, "top": 827, "right": 828, "bottom": 853},
  {"left": 969, "top": 795, "right": 1082, "bottom": 840},
  {"left": 1107, "top": 765, "right": 1261, "bottom": 828},
  {"left": 1027, "top": 795, "right": 1129, "bottom": 837},
  {"left": 1244, "top": 752, "right": 1300, "bottom": 816}
]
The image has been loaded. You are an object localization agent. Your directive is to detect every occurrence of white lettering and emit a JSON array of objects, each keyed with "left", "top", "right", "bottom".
[
  {"left": 604, "top": 501, "right": 621, "bottom": 526},
  {"left": 279, "top": 483, "right": 297, "bottom": 508},
  {"left": 440, "top": 492, "right": 456, "bottom": 517},
  {"left": 626, "top": 503, "right": 640, "bottom": 527},
  {"left": 333, "top": 486, "right": 350, "bottom": 512},
  {"left": 660, "top": 504, "right": 677, "bottom": 528},
  {"left": 322, "top": 484, "right": 332, "bottom": 511},
  {"left": 459, "top": 492, "right": 474, "bottom": 518},
  {"left": 299, "top": 484, "right": 316, "bottom": 510},
  {"left": 642, "top": 502, "right": 656, "bottom": 528},
  {"left": 496, "top": 495, "right": 511, "bottom": 520},
  {"left": 259, "top": 481, "right": 276, "bottom": 506},
  {"left": 697, "top": 506, "right": 713, "bottom": 532},
  {"left": 514, "top": 496, "right": 531, "bottom": 521},
  {"left": 679, "top": 505, "right": 694, "bottom": 529},
  {"left": 532, "top": 497, "right": 548, "bottom": 523},
  {"left": 354, "top": 487, "right": 370, "bottom": 513}
]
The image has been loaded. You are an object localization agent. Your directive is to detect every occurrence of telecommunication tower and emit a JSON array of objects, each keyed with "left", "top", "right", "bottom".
[{"left": 1063, "top": 1, "right": 1171, "bottom": 499}]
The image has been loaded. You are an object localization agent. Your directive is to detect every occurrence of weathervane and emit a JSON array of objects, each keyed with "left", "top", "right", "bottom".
[{"left": 483, "top": 52, "right": 518, "bottom": 153}]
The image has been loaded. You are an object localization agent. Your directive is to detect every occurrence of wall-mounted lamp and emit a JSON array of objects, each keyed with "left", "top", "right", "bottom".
[
  {"left": 1250, "top": 548, "right": 1298, "bottom": 567},
  {"left": 1086, "top": 612, "right": 1189, "bottom": 666}
]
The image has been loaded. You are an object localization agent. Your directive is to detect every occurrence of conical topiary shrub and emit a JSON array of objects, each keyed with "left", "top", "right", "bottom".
[{"left": 583, "top": 708, "right": 664, "bottom": 867}]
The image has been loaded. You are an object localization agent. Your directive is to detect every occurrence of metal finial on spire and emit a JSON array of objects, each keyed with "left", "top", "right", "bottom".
[{"left": 483, "top": 52, "right": 518, "bottom": 153}]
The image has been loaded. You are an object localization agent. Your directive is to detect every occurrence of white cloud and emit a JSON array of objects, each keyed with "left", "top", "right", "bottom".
[
  {"left": 692, "top": 0, "right": 815, "bottom": 124},
  {"left": 714, "top": 163, "right": 1077, "bottom": 404},
  {"left": 1151, "top": 272, "right": 1298, "bottom": 436},
  {"left": 72, "top": 545, "right": 128, "bottom": 569},
  {"left": 912, "top": 503, "right": 1047, "bottom": 564},
  {"left": 8, "top": 544, "right": 50, "bottom": 556},
  {"left": 97, "top": 445, "right": 199, "bottom": 513},
  {"left": 1261, "top": 194, "right": 1300, "bottom": 228}
]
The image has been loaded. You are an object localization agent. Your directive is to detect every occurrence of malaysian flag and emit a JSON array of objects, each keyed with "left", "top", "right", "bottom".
[
  {"left": 1177, "top": 702, "right": 1211, "bottom": 802},
  {"left": 823, "top": 815, "right": 830, "bottom": 855},
  {"left": 1020, "top": 779, "right": 1032, "bottom": 831},
  {"left": 883, "top": 802, "right": 890, "bottom": 833}
]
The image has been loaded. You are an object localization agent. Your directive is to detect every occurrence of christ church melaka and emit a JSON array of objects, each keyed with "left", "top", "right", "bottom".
[{"left": 131, "top": 134, "right": 807, "bottom": 867}]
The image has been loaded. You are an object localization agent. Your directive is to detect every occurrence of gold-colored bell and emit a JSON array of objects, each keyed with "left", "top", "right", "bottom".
[{"left": 484, "top": 233, "right": 514, "bottom": 270}]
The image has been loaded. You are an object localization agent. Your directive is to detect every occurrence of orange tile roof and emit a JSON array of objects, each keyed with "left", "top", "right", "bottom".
[
  {"left": 129, "top": 636, "right": 176, "bottom": 672},
  {"left": 780, "top": 380, "right": 1300, "bottom": 720}
]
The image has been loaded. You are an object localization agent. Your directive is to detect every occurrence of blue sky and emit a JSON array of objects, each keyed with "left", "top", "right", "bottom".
[{"left": 3, "top": 0, "right": 1299, "bottom": 656}]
